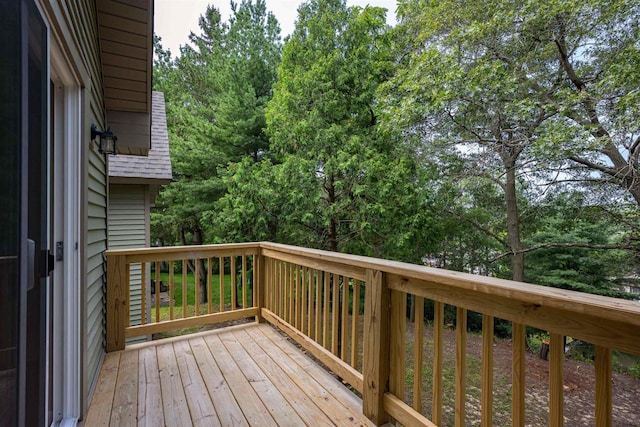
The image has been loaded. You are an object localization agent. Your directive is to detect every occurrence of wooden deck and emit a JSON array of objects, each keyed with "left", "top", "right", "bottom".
[{"left": 85, "top": 323, "right": 374, "bottom": 426}]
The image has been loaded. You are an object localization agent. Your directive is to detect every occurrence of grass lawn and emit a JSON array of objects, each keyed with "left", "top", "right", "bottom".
[{"left": 152, "top": 271, "right": 253, "bottom": 321}]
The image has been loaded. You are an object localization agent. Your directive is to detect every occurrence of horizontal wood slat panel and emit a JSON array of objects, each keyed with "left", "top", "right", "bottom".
[
  {"left": 101, "top": 40, "right": 147, "bottom": 60},
  {"left": 99, "top": 14, "right": 148, "bottom": 36},
  {"left": 99, "top": 0, "right": 148, "bottom": 22},
  {"left": 99, "top": 26, "right": 147, "bottom": 48}
]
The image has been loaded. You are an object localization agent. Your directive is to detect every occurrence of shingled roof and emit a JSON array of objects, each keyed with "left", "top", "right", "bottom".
[{"left": 108, "top": 91, "right": 173, "bottom": 182}]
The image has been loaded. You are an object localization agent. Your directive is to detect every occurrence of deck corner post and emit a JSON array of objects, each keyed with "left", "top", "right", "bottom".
[
  {"left": 106, "top": 253, "right": 127, "bottom": 352},
  {"left": 256, "top": 249, "right": 266, "bottom": 323},
  {"left": 362, "top": 268, "right": 391, "bottom": 425}
]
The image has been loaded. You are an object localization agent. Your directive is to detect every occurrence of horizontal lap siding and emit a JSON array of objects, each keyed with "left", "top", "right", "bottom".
[
  {"left": 108, "top": 185, "right": 147, "bottom": 343},
  {"left": 87, "top": 148, "right": 107, "bottom": 389},
  {"left": 63, "top": 0, "right": 109, "bottom": 391}
]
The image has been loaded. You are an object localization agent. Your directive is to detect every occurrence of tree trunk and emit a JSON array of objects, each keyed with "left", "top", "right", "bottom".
[
  {"left": 192, "top": 227, "right": 208, "bottom": 304},
  {"left": 503, "top": 157, "right": 525, "bottom": 282}
]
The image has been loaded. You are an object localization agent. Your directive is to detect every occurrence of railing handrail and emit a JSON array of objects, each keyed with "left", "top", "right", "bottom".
[
  {"left": 259, "top": 242, "right": 640, "bottom": 322},
  {"left": 104, "top": 242, "right": 260, "bottom": 257},
  {"left": 107, "top": 241, "right": 640, "bottom": 343}
]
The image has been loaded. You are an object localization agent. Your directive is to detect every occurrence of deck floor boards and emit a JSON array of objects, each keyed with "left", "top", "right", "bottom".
[{"left": 85, "top": 323, "right": 374, "bottom": 426}]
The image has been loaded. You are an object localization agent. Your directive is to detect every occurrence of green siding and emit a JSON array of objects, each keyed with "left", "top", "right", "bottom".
[
  {"left": 86, "top": 148, "right": 107, "bottom": 390},
  {"left": 108, "top": 185, "right": 147, "bottom": 343}
]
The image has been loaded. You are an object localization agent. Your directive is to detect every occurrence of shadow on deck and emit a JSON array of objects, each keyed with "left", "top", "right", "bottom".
[{"left": 85, "top": 323, "right": 374, "bottom": 426}]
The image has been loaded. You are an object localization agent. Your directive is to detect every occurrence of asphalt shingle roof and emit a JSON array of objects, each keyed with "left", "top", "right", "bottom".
[{"left": 108, "top": 91, "right": 173, "bottom": 181}]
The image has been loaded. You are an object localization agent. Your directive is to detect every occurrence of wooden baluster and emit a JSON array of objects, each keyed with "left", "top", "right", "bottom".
[
  {"left": 482, "top": 314, "right": 494, "bottom": 427},
  {"left": 169, "top": 262, "right": 174, "bottom": 320},
  {"left": 549, "top": 333, "right": 564, "bottom": 427},
  {"left": 140, "top": 262, "right": 146, "bottom": 325},
  {"left": 413, "top": 296, "right": 424, "bottom": 412},
  {"left": 301, "top": 266, "right": 307, "bottom": 334},
  {"left": 125, "top": 264, "right": 131, "bottom": 327},
  {"left": 512, "top": 322, "right": 526, "bottom": 427},
  {"left": 315, "top": 270, "right": 321, "bottom": 342},
  {"left": 219, "top": 257, "right": 224, "bottom": 312},
  {"left": 595, "top": 346, "right": 612, "bottom": 427},
  {"left": 456, "top": 307, "right": 467, "bottom": 427},
  {"left": 341, "top": 277, "right": 349, "bottom": 361},
  {"left": 279, "top": 261, "right": 285, "bottom": 317},
  {"left": 323, "top": 271, "right": 330, "bottom": 349},
  {"left": 433, "top": 301, "right": 444, "bottom": 426},
  {"left": 281, "top": 261, "right": 287, "bottom": 321},
  {"left": 207, "top": 257, "right": 212, "bottom": 314},
  {"left": 255, "top": 254, "right": 264, "bottom": 321},
  {"left": 288, "top": 263, "right": 294, "bottom": 323},
  {"left": 272, "top": 260, "right": 278, "bottom": 316},
  {"left": 297, "top": 266, "right": 303, "bottom": 330},
  {"left": 332, "top": 274, "right": 339, "bottom": 355},
  {"left": 258, "top": 255, "right": 274, "bottom": 311},
  {"left": 390, "top": 290, "right": 406, "bottom": 400},
  {"left": 308, "top": 269, "right": 314, "bottom": 337},
  {"left": 155, "top": 261, "right": 161, "bottom": 323},
  {"left": 351, "top": 279, "right": 361, "bottom": 369},
  {"left": 249, "top": 254, "right": 264, "bottom": 308},
  {"left": 242, "top": 255, "right": 247, "bottom": 309},
  {"left": 182, "top": 260, "right": 187, "bottom": 318},
  {"left": 231, "top": 256, "right": 237, "bottom": 311},
  {"left": 195, "top": 259, "right": 200, "bottom": 316}
]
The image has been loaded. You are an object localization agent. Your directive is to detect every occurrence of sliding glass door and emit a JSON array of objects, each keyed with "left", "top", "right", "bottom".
[{"left": 0, "top": 0, "right": 51, "bottom": 425}]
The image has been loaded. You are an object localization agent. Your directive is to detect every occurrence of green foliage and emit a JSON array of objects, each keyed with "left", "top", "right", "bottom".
[
  {"left": 378, "top": 0, "right": 640, "bottom": 286},
  {"left": 523, "top": 193, "right": 635, "bottom": 298},
  {"left": 152, "top": 0, "right": 282, "bottom": 245},
  {"left": 152, "top": 0, "right": 640, "bottom": 302},
  {"left": 212, "top": 0, "right": 440, "bottom": 262}
]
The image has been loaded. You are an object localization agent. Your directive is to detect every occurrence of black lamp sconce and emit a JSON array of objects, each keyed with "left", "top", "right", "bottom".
[{"left": 91, "top": 124, "right": 117, "bottom": 155}]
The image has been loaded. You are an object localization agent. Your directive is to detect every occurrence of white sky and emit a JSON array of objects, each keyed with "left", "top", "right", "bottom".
[{"left": 155, "top": 0, "right": 398, "bottom": 56}]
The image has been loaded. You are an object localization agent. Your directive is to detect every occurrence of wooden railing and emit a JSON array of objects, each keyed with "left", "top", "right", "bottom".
[
  {"left": 106, "top": 242, "right": 640, "bottom": 426},
  {"left": 105, "top": 243, "right": 260, "bottom": 351}
]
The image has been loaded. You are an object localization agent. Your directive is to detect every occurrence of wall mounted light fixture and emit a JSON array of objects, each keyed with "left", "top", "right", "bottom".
[{"left": 91, "top": 124, "right": 117, "bottom": 155}]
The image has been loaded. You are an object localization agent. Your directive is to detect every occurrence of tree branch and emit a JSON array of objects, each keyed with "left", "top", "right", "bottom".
[
  {"left": 490, "top": 242, "right": 639, "bottom": 263},
  {"left": 568, "top": 155, "right": 617, "bottom": 176},
  {"left": 445, "top": 209, "right": 508, "bottom": 247}
]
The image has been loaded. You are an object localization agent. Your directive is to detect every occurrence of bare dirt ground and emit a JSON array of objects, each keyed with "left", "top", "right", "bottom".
[{"left": 402, "top": 322, "right": 640, "bottom": 427}]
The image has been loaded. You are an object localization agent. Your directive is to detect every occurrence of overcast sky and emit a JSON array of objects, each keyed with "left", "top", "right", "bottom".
[{"left": 155, "top": 0, "right": 398, "bottom": 56}]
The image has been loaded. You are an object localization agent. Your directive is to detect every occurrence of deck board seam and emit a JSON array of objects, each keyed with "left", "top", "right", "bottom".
[
  {"left": 229, "top": 328, "right": 336, "bottom": 426},
  {"left": 247, "top": 325, "right": 373, "bottom": 426}
]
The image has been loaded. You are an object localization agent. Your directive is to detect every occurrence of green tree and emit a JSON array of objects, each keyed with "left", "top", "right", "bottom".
[
  {"left": 381, "top": 0, "right": 559, "bottom": 280},
  {"left": 152, "top": 1, "right": 281, "bottom": 301},
  {"left": 153, "top": 1, "right": 281, "bottom": 246},
  {"left": 523, "top": 193, "right": 636, "bottom": 297},
  {"left": 254, "top": 0, "right": 434, "bottom": 261},
  {"left": 382, "top": 0, "right": 640, "bottom": 282}
]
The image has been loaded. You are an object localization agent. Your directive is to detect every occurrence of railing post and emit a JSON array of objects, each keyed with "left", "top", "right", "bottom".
[
  {"left": 255, "top": 250, "right": 266, "bottom": 323},
  {"left": 106, "top": 253, "right": 127, "bottom": 352},
  {"left": 362, "top": 268, "right": 390, "bottom": 425}
]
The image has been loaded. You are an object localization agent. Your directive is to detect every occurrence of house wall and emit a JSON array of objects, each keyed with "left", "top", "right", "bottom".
[
  {"left": 41, "top": 0, "right": 108, "bottom": 408},
  {"left": 107, "top": 184, "right": 148, "bottom": 339}
]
